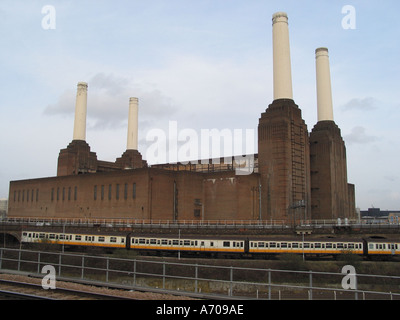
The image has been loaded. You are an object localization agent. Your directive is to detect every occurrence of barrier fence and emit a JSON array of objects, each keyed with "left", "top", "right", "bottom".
[
  {"left": 2, "top": 217, "right": 399, "bottom": 230},
  {"left": 1, "top": 247, "right": 400, "bottom": 300}
]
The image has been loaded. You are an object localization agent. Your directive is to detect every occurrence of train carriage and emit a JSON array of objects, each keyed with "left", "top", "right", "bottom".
[
  {"left": 248, "top": 238, "right": 364, "bottom": 257},
  {"left": 366, "top": 239, "right": 400, "bottom": 256},
  {"left": 130, "top": 236, "right": 245, "bottom": 256},
  {"left": 21, "top": 231, "right": 127, "bottom": 248}
]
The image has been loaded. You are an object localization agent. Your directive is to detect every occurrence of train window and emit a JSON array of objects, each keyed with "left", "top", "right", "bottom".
[
  {"left": 161, "top": 240, "right": 167, "bottom": 245},
  {"left": 348, "top": 244, "right": 354, "bottom": 249},
  {"left": 49, "top": 234, "right": 55, "bottom": 239},
  {"left": 210, "top": 242, "right": 214, "bottom": 247},
  {"left": 23, "top": 232, "right": 28, "bottom": 237},
  {"left": 326, "top": 243, "right": 332, "bottom": 249},
  {"left": 369, "top": 243, "right": 374, "bottom": 249},
  {"left": 281, "top": 243, "right": 288, "bottom": 248},
  {"left": 223, "top": 241, "right": 231, "bottom": 247},
  {"left": 98, "top": 237, "right": 105, "bottom": 242},
  {"left": 258, "top": 242, "right": 265, "bottom": 248},
  {"left": 315, "top": 243, "right": 321, "bottom": 249},
  {"left": 139, "top": 239, "right": 145, "bottom": 244},
  {"left": 270, "top": 242, "right": 276, "bottom": 248},
  {"left": 304, "top": 243, "right": 310, "bottom": 248},
  {"left": 169, "top": 240, "right": 172, "bottom": 245},
  {"left": 201, "top": 241, "right": 205, "bottom": 246},
  {"left": 121, "top": 238, "right": 125, "bottom": 243},
  {"left": 75, "top": 235, "right": 81, "bottom": 241},
  {"left": 150, "top": 239, "right": 157, "bottom": 245},
  {"left": 172, "top": 240, "right": 179, "bottom": 245},
  {"left": 184, "top": 240, "right": 190, "bottom": 246},
  {"left": 195, "top": 241, "right": 198, "bottom": 246},
  {"left": 337, "top": 243, "right": 344, "bottom": 249},
  {"left": 292, "top": 243, "right": 299, "bottom": 248},
  {"left": 191, "top": 241, "right": 195, "bottom": 246},
  {"left": 277, "top": 243, "right": 281, "bottom": 248},
  {"left": 110, "top": 237, "right": 117, "bottom": 243}
]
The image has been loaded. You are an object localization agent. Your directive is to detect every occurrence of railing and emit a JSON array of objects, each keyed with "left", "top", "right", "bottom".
[
  {"left": 1, "top": 247, "right": 400, "bottom": 300},
  {"left": 2, "top": 216, "right": 398, "bottom": 229}
]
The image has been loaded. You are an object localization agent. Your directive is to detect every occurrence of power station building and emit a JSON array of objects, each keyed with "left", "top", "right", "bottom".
[{"left": 7, "top": 12, "right": 356, "bottom": 222}]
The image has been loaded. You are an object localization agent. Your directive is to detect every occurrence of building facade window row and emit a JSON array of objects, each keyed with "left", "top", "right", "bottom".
[
  {"left": 94, "top": 183, "right": 137, "bottom": 201},
  {"left": 51, "top": 186, "right": 78, "bottom": 202},
  {"left": 13, "top": 189, "right": 39, "bottom": 203}
]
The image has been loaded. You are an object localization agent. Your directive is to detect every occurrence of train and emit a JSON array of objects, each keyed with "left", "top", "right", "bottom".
[{"left": 21, "top": 230, "right": 400, "bottom": 259}]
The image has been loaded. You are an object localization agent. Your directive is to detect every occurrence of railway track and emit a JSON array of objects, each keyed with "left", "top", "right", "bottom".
[{"left": 0, "top": 279, "right": 138, "bottom": 300}]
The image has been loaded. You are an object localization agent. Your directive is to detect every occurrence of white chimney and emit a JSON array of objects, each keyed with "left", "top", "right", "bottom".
[
  {"left": 72, "top": 82, "right": 88, "bottom": 141},
  {"left": 272, "top": 12, "right": 293, "bottom": 100},
  {"left": 315, "top": 47, "right": 334, "bottom": 121},
  {"left": 126, "top": 97, "right": 139, "bottom": 150}
]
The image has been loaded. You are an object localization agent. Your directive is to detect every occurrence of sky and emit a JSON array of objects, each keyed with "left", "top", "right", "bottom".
[{"left": 0, "top": 0, "right": 399, "bottom": 211}]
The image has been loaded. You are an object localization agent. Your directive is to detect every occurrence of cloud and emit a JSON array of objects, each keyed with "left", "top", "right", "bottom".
[
  {"left": 344, "top": 126, "right": 378, "bottom": 144},
  {"left": 341, "top": 97, "right": 377, "bottom": 112},
  {"left": 43, "top": 72, "right": 178, "bottom": 130}
]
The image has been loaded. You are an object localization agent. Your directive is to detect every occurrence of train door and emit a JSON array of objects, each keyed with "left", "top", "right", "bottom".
[{"left": 244, "top": 238, "right": 249, "bottom": 254}]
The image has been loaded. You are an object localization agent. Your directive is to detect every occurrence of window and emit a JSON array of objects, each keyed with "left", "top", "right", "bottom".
[
  {"left": 124, "top": 183, "right": 128, "bottom": 200},
  {"left": 98, "top": 237, "right": 105, "bottom": 242},
  {"left": 74, "top": 186, "right": 77, "bottom": 200},
  {"left": 110, "top": 237, "right": 117, "bottom": 243},
  {"left": 68, "top": 187, "right": 71, "bottom": 201},
  {"left": 184, "top": 240, "right": 190, "bottom": 246},
  {"left": 101, "top": 185, "right": 104, "bottom": 200},
  {"left": 223, "top": 241, "right": 231, "bottom": 247},
  {"left": 94, "top": 185, "right": 97, "bottom": 200},
  {"left": 51, "top": 188, "right": 54, "bottom": 201},
  {"left": 194, "top": 209, "right": 200, "bottom": 217},
  {"left": 57, "top": 187, "right": 59, "bottom": 201},
  {"left": 116, "top": 184, "right": 119, "bottom": 200},
  {"left": 133, "top": 183, "right": 136, "bottom": 199},
  {"left": 108, "top": 184, "right": 112, "bottom": 200}
]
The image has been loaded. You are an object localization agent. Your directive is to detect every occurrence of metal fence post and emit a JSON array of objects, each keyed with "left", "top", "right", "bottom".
[
  {"left": 309, "top": 271, "right": 313, "bottom": 300},
  {"left": 17, "top": 249, "right": 21, "bottom": 271},
  {"left": 163, "top": 261, "right": 166, "bottom": 289},
  {"left": 268, "top": 269, "right": 271, "bottom": 300},
  {"left": 195, "top": 264, "right": 198, "bottom": 293},
  {"left": 81, "top": 255, "right": 85, "bottom": 279},
  {"left": 106, "top": 257, "right": 109, "bottom": 282},
  {"left": 0, "top": 248, "right": 2, "bottom": 269},
  {"left": 230, "top": 267, "right": 233, "bottom": 297},
  {"left": 37, "top": 252, "right": 41, "bottom": 274},
  {"left": 133, "top": 259, "right": 136, "bottom": 286},
  {"left": 58, "top": 252, "right": 62, "bottom": 276}
]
